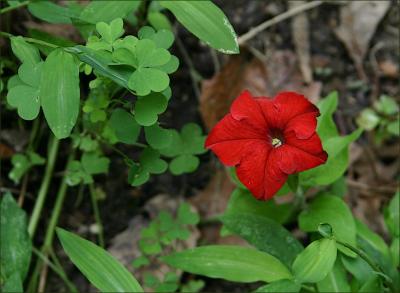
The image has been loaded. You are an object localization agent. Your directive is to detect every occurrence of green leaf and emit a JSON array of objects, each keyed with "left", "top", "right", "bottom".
[
  {"left": 317, "top": 259, "right": 351, "bottom": 292},
  {"left": 144, "top": 124, "right": 173, "bottom": 149},
  {"left": 225, "top": 188, "right": 293, "bottom": 224},
  {"left": 134, "top": 93, "right": 168, "bottom": 126},
  {"left": 28, "top": 1, "right": 78, "bottom": 24},
  {"left": 40, "top": 49, "right": 80, "bottom": 139},
  {"left": 169, "top": 154, "right": 199, "bottom": 175},
  {"left": 10, "top": 36, "right": 41, "bottom": 66},
  {"left": 130, "top": 148, "right": 168, "bottom": 186},
  {"left": 81, "top": 152, "right": 110, "bottom": 175},
  {"left": 292, "top": 238, "right": 337, "bottom": 283},
  {"left": 57, "top": 228, "right": 143, "bottom": 292},
  {"left": 222, "top": 213, "right": 303, "bottom": 268},
  {"left": 28, "top": 28, "right": 76, "bottom": 56},
  {"left": 359, "top": 275, "right": 382, "bottom": 292},
  {"left": 384, "top": 190, "right": 399, "bottom": 237},
  {"left": 1, "top": 271, "right": 23, "bottom": 293},
  {"left": 18, "top": 61, "right": 43, "bottom": 87},
  {"left": 8, "top": 152, "right": 45, "bottom": 184},
  {"left": 148, "top": 12, "right": 172, "bottom": 31},
  {"left": 374, "top": 95, "right": 399, "bottom": 115},
  {"left": 177, "top": 203, "right": 199, "bottom": 225},
  {"left": 390, "top": 237, "right": 399, "bottom": 267},
  {"left": 387, "top": 120, "right": 400, "bottom": 136},
  {"left": 66, "top": 46, "right": 131, "bottom": 89},
  {"left": 341, "top": 254, "right": 373, "bottom": 284},
  {"left": 1, "top": 193, "right": 32, "bottom": 280},
  {"left": 300, "top": 128, "right": 362, "bottom": 186},
  {"left": 355, "top": 219, "right": 390, "bottom": 259},
  {"left": 160, "top": 1, "right": 239, "bottom": 54},
  {"left": 163, "top": 245, "right": 292, "bottom": 283},
  {"left": 316, "top": 91, "right": 339, "bottom": 141},
  {"left": 180, "top": 280, "right": 205, "bottom": 293},
  {"left": 299, "top": 195, "right": 357, "bottom": 256},
  {"left": 132, "top": 255, "right": 150, "bottom": 269},
  {"left": 128, "top": 67, "right": 169, "bottom": 96},
  {"left": 255, "top": 279, "right": 300, "bottom": 293},
  {"left": 79, "top": 0, "right": 140, "bottom": 24},
  {"left": 356, "top": 108, "right": 380, "bottom": 130},
  {"left": 108, "top": 108, "right": 141, "bottom": 144},
  {"left": 96, "top": 18, "right": 124, "bottom": 44},
  {"left": 7, "top": 85, "right": 40, "bottom": 120}
]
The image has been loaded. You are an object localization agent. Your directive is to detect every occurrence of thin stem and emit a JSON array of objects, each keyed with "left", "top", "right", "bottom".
[
  {"left": 0, "top": 31, "right": 58, "bottom": 48},
  {"left": 28, "top": 136, "right": 60, "bottom": 237},
  {"left": 89, "top": 183, "right": 105, "bottom": 247},
  {"left": 0, "top": 0, "right": 29, "bottom": 14},
  {"left": 336, "top": 240, "right": 395, "bottom": 292},
  {"left": 238, "top": 1, "right": 323, "bottom": 44},
  {"left": 32, "top": 247, "right": 78, "bottom": 293}
]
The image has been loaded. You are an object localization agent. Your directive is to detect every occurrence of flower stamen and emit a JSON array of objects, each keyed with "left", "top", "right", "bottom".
[{"left": 272, "top": 138, "right": 282, "bottom": 148}]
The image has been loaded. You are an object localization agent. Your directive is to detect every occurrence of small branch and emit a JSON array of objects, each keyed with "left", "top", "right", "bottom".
[
  {"left": 89, "top": 183, "right": 105, "bottom": 248},
  {"left": 238, "top": 1, "right": 323, "bottom": 45},
  {"left": 0, "top": 0, "right": 29, "bottom": 14}
]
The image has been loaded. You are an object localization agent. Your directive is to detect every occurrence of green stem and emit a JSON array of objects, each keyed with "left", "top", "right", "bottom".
[
  {"left": 336, "top": 240, "right": 395, "bottom": 292},
  {"left": 89, "top": 183, "right": 105, "bottom": 247},
  {"left": 0, "top": 31, "right": 58, "bottom": 48},
  {"left": 0, "top": 0, "right": 29, "bottom": 14},
  {"left": 28, "top": 136, "right": 60, "bottom": 237},
  {"left": 32, "top": 247, "right": 78, "bottom": 293}
]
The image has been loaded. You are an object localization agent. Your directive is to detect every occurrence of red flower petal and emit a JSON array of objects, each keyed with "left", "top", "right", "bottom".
[
  {"left": 205, "top": 114, "right": 267, "bottom": 166},
  {"left": 236, "top": 147, "right": 287, "bottom": 200},
  {"left": 278, "top": 131, "right": 328, "bottom": 173},
  {"left": 231, "top": 90, "right": 267, "bottom": 129},
  {"left": 284, "top": 112, "right": 318, "bottom": 139},
  {"left": 258, "top": 92, "right": 319, "bottom": 129}
]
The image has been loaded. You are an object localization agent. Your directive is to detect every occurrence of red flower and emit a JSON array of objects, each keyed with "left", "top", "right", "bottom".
[{"left": 205, "top": 91, "right": 328, "bottom": 200}]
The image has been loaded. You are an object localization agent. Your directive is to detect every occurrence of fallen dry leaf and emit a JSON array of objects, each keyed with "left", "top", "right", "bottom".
[
  {"left": 378, "top": 59, "right": 399, "bottom": 78},
  {"left": 334, "top": 1, "right": 390, "bottom": 80},
  {"left": 289, "top": 1, "right": 313, "bottom": 83}
]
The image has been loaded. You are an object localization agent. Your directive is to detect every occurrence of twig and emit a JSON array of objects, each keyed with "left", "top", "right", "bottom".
[
  {"left": 238, "top": 1, "right": 323, "bottom": 44},
  {"left": 0, "top": 0, "right": 29, "bottom": 14},
  {"left": 89, "top": 183, "right": 105, "bottom": 248}
]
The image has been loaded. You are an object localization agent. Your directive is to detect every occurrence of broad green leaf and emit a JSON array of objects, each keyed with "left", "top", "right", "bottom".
[
  {"left": 66, "top": 46, "right": 131, "bottom": 89},
  {"left": 390, "top": 237, "right": 399, "bottom": 267},
  {"left": 10, "top": 36, "right": 41, "bottom": 66},
  {"left": 384, "top": 190, "right": 399, "bottom": 237},
  {"left": 29, "top": 29, "right": 76, "bottom": 56},
  {"left": 226, "top": 188, "right": 293, "bottom": 224},
  {"left": 316, "top": 91, "right": 339, "bottom": 141},
  {"left": 300, "top": 128, "right": 362, "bottom": 186},
  {"left": 134, "top": 93, "right": 168, "bottom": 126},
  {"left": 57, "top": 228, "right": 143, "bottom": 292},
  {"left": 292, "top": 238, "right": 337, "bottom": 283},
  {"left": 299, "top": 195, "right": 356, "bottom": 256},
  {"left": 40, "top": 49, "right": 80, "bottom": 139},
  {"left": 341, "top": 254, "right": 373, "bottom": 284},
  {"left": 169, "top": 154, "right": 199, "bottom": 175},
  {"left": 79, "top": 1, "right": 140, "bottom": 24},
  {"left": 255, "top": 279, "right": 300, "bottom": 293},
  {"left": 1, "top": 271, "right": 23, "bottom": 293},
  {"left": 0, "top": 193, "right": 32, "bottom": 280},
  {"left": 144, "top": 124, "right": 173, "bottom": 149},
  {"left": 317, "top": 259, "right": 351, "bottom": 292},
  {"left": 28, "top": 1, "right": 79, "bottom": 24},
  {"left": 359, "top": 275, "right": 382, "bottom": 292},
  {"left": 160, "top": 1, "right": 239, "bottom": 54},
  {"left": 355, "top": 219, "right": 390, "bottom": 259},
  {"left": 222, "top": 213, "right": 303, "bottom": 268},
  {"left": 108, "top": 109, "right": 141, "bottom": 144},
  {"left": 163, "top": 245, "right": 292, "bottom": 283}
]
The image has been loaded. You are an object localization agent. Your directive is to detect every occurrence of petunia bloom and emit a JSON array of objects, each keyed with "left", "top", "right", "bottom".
[{"left": 205, "top": 90, "right": 328, "bottom": 200}]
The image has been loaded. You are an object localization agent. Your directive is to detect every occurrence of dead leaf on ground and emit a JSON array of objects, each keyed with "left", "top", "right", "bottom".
[
  {"left": 199, "top": 49, "right": 321, "bottom": 129},
  {"left": 334, "top": 1, "right": 391, "bottom": 80},
  {"left": 289, "top": 1, "right": 313, "bottom": 83}
]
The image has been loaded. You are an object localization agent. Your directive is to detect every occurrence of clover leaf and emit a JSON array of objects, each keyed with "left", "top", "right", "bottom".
[
  {"left": 108, "top": 108, "right": 141, "bottom": 144},
  {"left": 9, "top": 152, "right": 45, "bottom": 184},
  {"left": 7, "top": 61, "right": 43, "bottom": 120},
  {"left": 138, "top": 26, "right": 174, "bottom": 49},
  {"left": 129, "top": 147, "right": 167, "bottom": 186},
  {"left": 144, "top": 123, "right": 173, "bottom": 149},
  {"left": 177, "top": 202, "right": 200, "bottom": 225},
  {"left": 134, "top": 92, "right": 168, "bottom": 126},
  {"left": 82, "top": 90, "right": 110, "bottom": 123},
  {"left": 159, "top": 123, "right": 207, "bottom": 175},
  {"left": 87, "top": 18, "right": 125, "bottom": 52}
]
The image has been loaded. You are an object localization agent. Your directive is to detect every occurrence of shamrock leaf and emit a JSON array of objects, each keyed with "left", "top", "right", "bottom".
[
  {"left": 138, "top": 26, "right": 174, "bottom": 49},
  {"left": 139, "top": 222, "right": 162, "bottom": 255},
  {"left": 134, "top": 92, "right": 168, "bottom": 126},
  {"left": 129, "top": 147, "right": 167, "bottom": 186},
  {"left": 9, "top": 152, "right": 45, "bottom": 184},
  {"left": 66, "top": 161, "right": 93, "bottom": 186},
  {"left": 108, "top": 108, "right": 141, "bottom": 144},
  {"left": 144, "top": 123, "right": 173, "bottom": 149},
  {"left": 128, "top": 67, "right": 169, "bottom": 96},
  {"left": 82, "top": 89, "right": 110, "bottom": 123},
  {"left": 159, "top": 123, "right": 207, "bottom": 175},
  {"left": 177, "top": 202, "right": 200, "bottom": 225},
  {"left": 81, "top": 152, "right": 110, "bottom": 175},
  {"left": 7, "top": 61, "right": 43, "bottom": 120},
  {"left": 88, "top": 18, "right": 125, "bottom": 52}
]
